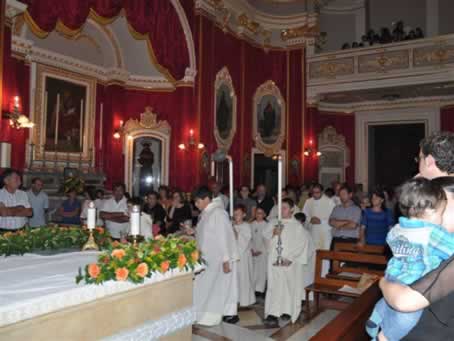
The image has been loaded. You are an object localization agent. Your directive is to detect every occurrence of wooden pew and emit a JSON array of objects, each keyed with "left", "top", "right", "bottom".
[
  {"left": 310, "top": 281, "right": 381, "bottom": 341},
  {"left": 305, "top": 250, "right": 387, "bottom": 316},
  {"left": 330, "top": 242, "right": 387, "bottom": 278}
]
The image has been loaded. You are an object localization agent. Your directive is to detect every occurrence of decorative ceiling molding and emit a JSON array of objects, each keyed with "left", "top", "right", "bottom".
[
  {"left": 317, "top": 95, "right": 454, "bottom": 113},
  {"left": 5, "top": 0, "right": 26, "bottom": 20},
  {"left": 195, "top": 0, "right": 318, "bottom": 48}
]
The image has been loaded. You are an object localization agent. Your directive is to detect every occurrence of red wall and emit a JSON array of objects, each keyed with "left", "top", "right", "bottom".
[
  {"left": 1, "top": 6, "right": 306, "bottom": 192},
  {"left": 441, "top": 105, "right": 454, "bottom": 132}
]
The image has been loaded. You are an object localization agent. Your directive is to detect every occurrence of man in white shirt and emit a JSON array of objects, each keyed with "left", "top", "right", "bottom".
[
  {"left": 0, "top": 169, "right": 32, "bottom": 230},
  {"left": 100, "top": 183, "right": 129, "bottom": 239},
  {"left": 27, "top": 177, "right": 49, "bottom": 228},
  {"left": 193, "top": 186, "right": 239, "bottom": 326}
]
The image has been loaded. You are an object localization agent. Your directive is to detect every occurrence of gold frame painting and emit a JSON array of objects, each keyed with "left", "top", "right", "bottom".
[
  {"left": 32, "top": 64, "right": 96, "bottom": 162},
  {"left": 214, "top": 66, "right": 237, "bottom": 152},
  {"left": 253, "top": 80, "right": 286, "bottom": 157}
]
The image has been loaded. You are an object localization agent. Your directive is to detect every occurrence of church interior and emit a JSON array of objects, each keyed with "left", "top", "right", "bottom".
[{"left": 1, "top": 0, "right": 454, "bottom": 340}]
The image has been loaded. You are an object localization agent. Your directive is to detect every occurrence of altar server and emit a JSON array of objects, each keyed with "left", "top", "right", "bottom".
[
  {"left": 250, "top": 207, "right": 268, "bottom": 295},
  {"left": 263, "top": 198, "right": 313, "bottom": 326},
  {"left": 233, "top": 205, "right": 256, "bottom": 307},
  {"left": 302, "top": 183, "right": 335, "bottom": 277},
  {"left": 193, "top": 186, "right": 239, "bottom": 326}
]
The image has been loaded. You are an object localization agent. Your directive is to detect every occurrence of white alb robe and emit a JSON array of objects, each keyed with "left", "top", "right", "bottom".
[
  {"left": 194, "top": 200, "right": 239, "bottom": 326},
  {"left": 263, "top": 217, "right": 312, "bottom": 323},
  {"left": 251, "top": 220, "right": 268, "bottom": 293},
  {"left": 303, "top": 195, "right": 335, "bottom": 277},
  {"left": 234, "top": 222, "right": 256, "bottom": 306}
]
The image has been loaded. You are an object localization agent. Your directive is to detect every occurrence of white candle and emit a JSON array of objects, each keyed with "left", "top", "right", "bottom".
[
  {"left": 227, "top": 156, "right": 234, "bottom": 219},
  {"left": 54, "top": 93, "right": 60, "bottom": 146},
  {"left": 80, "top": 99, "right": 84, "bottom": 149},
  {"left": 277, "top": 155, "right": 282, "bottom": 222},
  {"left": 99, "top": 103, "right": 103, "bottom": 150},
  {"left": 210, "top": 159, "right": 215, "bottom": 177},
  {"left": 87, "top": 201, "right": 96, "bottom": 230},
  {"left": 130, "top": 205, "right": 141, "bottom": 236}
]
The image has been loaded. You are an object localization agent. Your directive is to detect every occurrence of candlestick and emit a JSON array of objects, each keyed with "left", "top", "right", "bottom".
[
  {"left": 277, "top": 155, "right": 282, "bottom": 222},
  {"left": 80, "top": 99, "right": 84, "bottom": 149},
  {"left": 54, "top": 93, "right": 60, "bottom": 146},
  {"left": 227, "top": 156, "right": 234, "bottom": 219},
  {"left": 87, "top": 201, "right": 96, "bottom": 230},
  {"left": 99, "top": 103, "right": 103, "bottom": 150},
  {"left": 130, "top": 205, "right": 141, "bottom": 237}
]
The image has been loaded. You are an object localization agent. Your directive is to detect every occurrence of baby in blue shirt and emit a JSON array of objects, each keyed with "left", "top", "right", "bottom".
[{"left": 366, "top": 178, "right": 451, "bottom": 341}]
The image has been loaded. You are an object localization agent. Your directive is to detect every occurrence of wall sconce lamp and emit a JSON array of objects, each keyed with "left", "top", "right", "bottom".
[
  {"left": 178, "top": 129, "right": 204, "bottom": 150},
  {"left": 4, "top": 96, "right": 35, "bottom": 129},
  {"left": 113, "top": 120, "right": 124, "bottom": 139},
  {"left": 303, "top": 139, "right": 322, "bottom": 157}
]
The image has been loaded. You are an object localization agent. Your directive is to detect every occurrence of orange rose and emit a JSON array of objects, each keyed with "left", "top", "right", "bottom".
[
  {"left": 111, "top": 249, "right": 126, "bottom": 260},
  {"left": 178, "top": 254, "right": 187, "bottom": 269},
  {"left": 88, "top": 263, "right": 101, "bottom": 279},
  {"left": 136, "top": 263, "right": 149, "bottom": 278},
  {"left": 115, "top": 267, "right": 129, "bottom": 281},
  {"left": 96, "top": 227, "right": 104, "bottom": 234},
  {"left": 111, "top": 241, "right": 120, "bottom": 248},
  {"left": 191, "top": 250, "right": 199, "bottom": 262},
  {"left": 160, "top": 260, "right": 170, "bottom": 273}
]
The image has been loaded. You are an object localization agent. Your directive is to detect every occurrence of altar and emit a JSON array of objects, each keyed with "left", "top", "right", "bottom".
[{"left": 0, "top": 251, "right": 196, "bottom": 340}]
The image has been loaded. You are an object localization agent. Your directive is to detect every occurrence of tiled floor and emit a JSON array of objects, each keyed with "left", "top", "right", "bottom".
[{"left": 192, "top": 297, "right": 340, "bottom": 341}]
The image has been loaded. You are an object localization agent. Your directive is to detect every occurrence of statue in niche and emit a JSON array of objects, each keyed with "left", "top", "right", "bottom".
[
  {"left": 138, "top": 142, "right": 155, "bottom": 196},
  {"left": 216, "top": 86, "right": 232, "bottom": 140},
  {"left": 261, "top": 102, "right": 276, "bottom": 139}
]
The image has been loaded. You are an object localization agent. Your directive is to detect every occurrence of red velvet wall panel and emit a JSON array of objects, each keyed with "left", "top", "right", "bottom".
[
  {"left": 1, "top": 26, "right": 29, "bottom": 170},
  {"left": 441, "top": 106, "right": 454, "bottom": 132}
]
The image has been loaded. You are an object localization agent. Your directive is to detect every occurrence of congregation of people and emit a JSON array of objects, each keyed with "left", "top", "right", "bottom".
[{"left": 1, "top": 131, "right": 454, "bottom": 339}]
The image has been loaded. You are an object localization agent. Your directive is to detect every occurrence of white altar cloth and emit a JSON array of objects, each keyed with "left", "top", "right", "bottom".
[{"left": 0, "top": 252, "right": 199, "bottom": 328}]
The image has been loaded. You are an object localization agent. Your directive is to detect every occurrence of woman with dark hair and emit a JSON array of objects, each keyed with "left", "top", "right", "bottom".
[
  {"left": 360, "top": 189, "right": 394, "bottom": 245},
  {"left": 166, "top": 190, "right": 192, "bottom": 235}
]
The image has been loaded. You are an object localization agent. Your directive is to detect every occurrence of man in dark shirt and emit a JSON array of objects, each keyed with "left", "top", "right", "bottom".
[{"left": 254, "top": 184, "right": 274, "bottom": 216}]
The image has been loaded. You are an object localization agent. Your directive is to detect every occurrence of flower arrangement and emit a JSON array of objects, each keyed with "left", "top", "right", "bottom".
[
  {"left": 76, "top": 236, "right": 201, "bottom": 285},
  {"left": 0, "top": 226, "right": 110, "bottom": 256},
  {"left": 63, "top": 175, "right": 85, "bottom": 194}
]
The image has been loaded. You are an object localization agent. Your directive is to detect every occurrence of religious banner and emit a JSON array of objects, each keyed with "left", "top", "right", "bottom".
[
  {"left": 253, "top": 80, "right": 286, "bottom": 157},
  {"left": 214, "top": 67, "right": 237, "bottom": 152}
]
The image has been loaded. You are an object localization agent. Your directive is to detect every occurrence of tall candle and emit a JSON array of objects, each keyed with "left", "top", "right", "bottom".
[
  {"left": 80, "top": 99, "right": 84, "bottom": 149},
  {"left": 54, "top": 93, "right": 60, "bottom": 146},
  {"left": 43, "top": 91, "right": 48, "bottom": 145},
  {"left": 227, "top": 156, "right": 234, "bottom": 219},
  {"left": 99, "top": 103, "right": 103, "bottom": 150},
  {"left": 87, "top": 201, "right": 96, "bottom": 230},
  {"left": 130, "top": 205, "right": 141, "bottom": 236},
  {"left": 277, "top": 155, "right": 282, "bottom": 222},
  {"left": 210, "top": 159, "right": 215, "bottom": 177}
]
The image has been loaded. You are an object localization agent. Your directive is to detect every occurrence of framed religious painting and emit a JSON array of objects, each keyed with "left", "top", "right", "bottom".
[
  {"left": 252, "top": 80, "right": 286, "bottom": 156},
  {"left": 214, "top": 67, "right": 237, "bottom": 152},
  {"left": 32, "top": 64, "right": 96, "bottom": 163}
]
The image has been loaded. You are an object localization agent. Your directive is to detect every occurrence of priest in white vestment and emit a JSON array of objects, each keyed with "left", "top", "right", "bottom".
[
  {"left": 263, "top": 198, "right": 313, "bottom": 326},
  {"left": 193, "top": 187, "right": 240, "bottom": 326},
  {"left": 302, "top": 184, "right": 335, "bottom": 277},
  {"left": 233, "top": 205, "right": 256, "bottom": 307},
  {"left": 251, "top": 207, "right": 268, "bottom": 294}
]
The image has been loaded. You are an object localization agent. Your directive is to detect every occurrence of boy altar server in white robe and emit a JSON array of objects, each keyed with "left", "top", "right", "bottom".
[
  {"left": 233, "top": 204, "right": 256, "bottom": 307},
  {"left": 263, "top": 198, "right": 313, "bottom": 327},
  {"left": 302, "top": 183, "right": 335, "bottom": 277},
  {"left": 193, "top": 186, "right": 240, "bottom": 326},
  {"left": 251, "top": 207, "right": 268, "bottom": 295}
]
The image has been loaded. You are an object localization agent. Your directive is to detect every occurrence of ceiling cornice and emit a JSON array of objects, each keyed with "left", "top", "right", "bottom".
[{"left": 195, "top": 0, "right": 318, "bottom": 48}]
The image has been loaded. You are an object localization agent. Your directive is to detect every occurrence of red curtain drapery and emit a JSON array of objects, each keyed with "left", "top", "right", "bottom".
[
  {"left": 441, "top": 106, "right": 454, "bottom": 132},
  {"left": 22, "top": 0, "right": 189, "bottom": 81}
]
